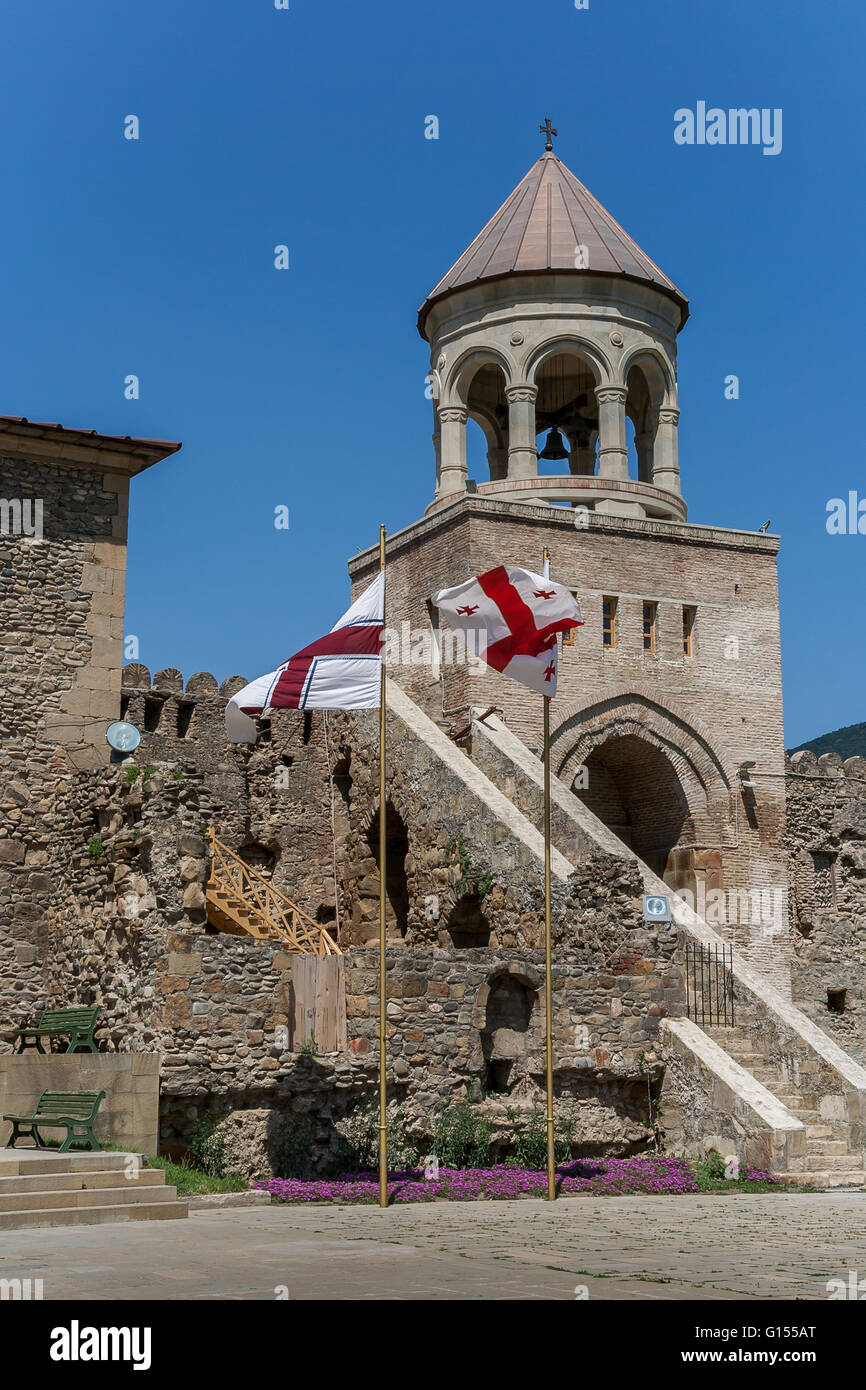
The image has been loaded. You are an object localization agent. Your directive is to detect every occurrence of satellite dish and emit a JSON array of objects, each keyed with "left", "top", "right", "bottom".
[{"left": 106, "top": 720, "right": 141, "bottom": 755}]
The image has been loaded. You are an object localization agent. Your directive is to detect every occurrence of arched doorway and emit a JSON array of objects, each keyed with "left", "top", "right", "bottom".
[
  {"left": 577, "top": 734, "right": 690, "bottom": 878},
  {"left": 367, "top": 802, "right": 410, "bottom": 940},
  {"left": 445, "top": 893, "right": 490, "bottom": 948},
  {"left": 481, "top": 971, "right": 537, "bottom": 1094}
]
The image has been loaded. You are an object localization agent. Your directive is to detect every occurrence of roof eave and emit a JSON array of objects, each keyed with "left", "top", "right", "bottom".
[
  {"left": 417, "top": 267, "right": 690, "bottom": 340},
  {"left": 0, "top": 417, "right": 182, "bottom": 475}
]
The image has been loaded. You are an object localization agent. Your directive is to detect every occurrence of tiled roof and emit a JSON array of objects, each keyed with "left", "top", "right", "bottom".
[{"left": 418, "top": 152, "right": 688, "bottom": 336}]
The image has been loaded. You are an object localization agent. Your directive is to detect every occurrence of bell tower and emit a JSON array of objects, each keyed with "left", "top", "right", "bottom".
[
  {"left": 418, "top": 125, "right": 689, "bottom": 521},
  {"left": 349, "top": 126, "right": 790, "bottom": 994}
]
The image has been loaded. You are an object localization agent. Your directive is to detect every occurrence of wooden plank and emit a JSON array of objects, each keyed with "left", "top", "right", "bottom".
[{"left": 291, "top": 957, "right": 346, "bottom": 1053}]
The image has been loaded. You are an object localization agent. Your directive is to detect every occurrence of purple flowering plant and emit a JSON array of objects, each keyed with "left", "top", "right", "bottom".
[{"left": 252, "top": 1154, "right": 769, "bottom": 1205}]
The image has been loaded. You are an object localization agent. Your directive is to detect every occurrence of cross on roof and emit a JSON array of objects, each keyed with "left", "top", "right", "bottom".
[{"left": 540, "top": 117, "right": 557, "bottom": 152}]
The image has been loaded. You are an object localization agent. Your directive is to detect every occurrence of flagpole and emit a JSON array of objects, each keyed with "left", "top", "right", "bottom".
[
  {"left": 378, "top": 524, "right": 388, "bottom": 1209},
  {"left": 542, "top": 546, "right": 556, "bottom": 1201}
]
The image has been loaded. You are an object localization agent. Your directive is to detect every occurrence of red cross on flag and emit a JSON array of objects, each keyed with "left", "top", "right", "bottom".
[
  {"left": 225, "top": 572, "right": 384, "bottom": 742},
  {"left": 433, "top": 564, "right": 582, "bottom": 696}
]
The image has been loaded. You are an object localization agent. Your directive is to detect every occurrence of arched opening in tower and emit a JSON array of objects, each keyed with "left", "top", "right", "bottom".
[
  {"left": 465, "top": 362, "right": 509, "bottom": 482},
  {"left": 576, "top": 734, "right": 690, "bottom": 880},
  {"left": 367, "top": 801, "right": 410, "bottom": 940},
  {"left": 534, "top": 352, "right": 598, "bottom": 477},
  {"left": 626, "top": 362, "right": 661, "bottom": 484}
]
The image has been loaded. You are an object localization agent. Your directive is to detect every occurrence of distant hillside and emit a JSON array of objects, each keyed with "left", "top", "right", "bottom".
[{"left": 788, "top": 722, "right": 866, "bottom": 761}]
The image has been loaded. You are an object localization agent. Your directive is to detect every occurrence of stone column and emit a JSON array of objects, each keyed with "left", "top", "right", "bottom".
[
  {"left": 437, "top": 405, "right": 468, "bottom": 498},
  {"left": 506, "top": 385, "right": 539, "bottom": 480},
  {"left": 487, "top": 445, "right": 508, "bottom": 482},
  {"left": 566, "top": 430, "right": 597, "bottom": 477},
  {"left": 653, "top": 407, "right": 682, "bottom": 495},
  {"left": 635, "top": 429, "right": 653, "bottom": 484},
  {"left": 432, "top": 421, "right": 442, "bottom": 497},
  {"left": 595, "top": 386, "right": 629, "bottom": 480}
]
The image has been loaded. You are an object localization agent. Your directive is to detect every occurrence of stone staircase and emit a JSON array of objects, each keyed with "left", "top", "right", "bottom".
[
  {"left": 704, "top": 1026, "right": 866, "bottom": 1189},
  {"left": 0, "top": 1148, "right": 188, "bottom": 1229},
  {"left": 461, "top": 703, "right": 866, "bottom": 1186}
]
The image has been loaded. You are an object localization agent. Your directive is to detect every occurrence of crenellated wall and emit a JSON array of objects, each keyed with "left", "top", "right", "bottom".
[
  {"left": 4, "top": 646, "right": 866, "bottom": 1166},
  {"left": 0, "top": 672, "right": 685, "bottom": 1163}
]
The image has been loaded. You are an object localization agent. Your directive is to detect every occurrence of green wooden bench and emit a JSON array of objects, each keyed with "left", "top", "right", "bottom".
[
  {"left": 12, "top": 1006, "right": 101, "bottom": 1054},
  {"left": 2, "top": 1090, "right": 106, "bottom": 1152}
]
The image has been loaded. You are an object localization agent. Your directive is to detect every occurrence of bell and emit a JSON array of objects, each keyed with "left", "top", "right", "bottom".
[{"left": 538, "top": 426, "right": 569, "bottom": 461}]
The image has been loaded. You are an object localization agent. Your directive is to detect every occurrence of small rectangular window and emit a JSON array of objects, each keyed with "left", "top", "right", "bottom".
[
  {"left": 562, "top": 589, "right": 580, "bottom": 646},
  {"left": 682, "top": 605, "right": 696, "bottom": 658},
  {"left": 602, "top": 596, "right": 617, "bottom": 649},
  {"left": 426, "top": 599, "right": 441, "bottom": 680},
  {"left": 642, "top": 601, "right": 657, "bottom": 654}
]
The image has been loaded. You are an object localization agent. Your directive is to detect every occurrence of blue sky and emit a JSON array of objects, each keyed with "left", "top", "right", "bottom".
[{"left": 1, "top": 0, "right": 862, "bottom": 747}]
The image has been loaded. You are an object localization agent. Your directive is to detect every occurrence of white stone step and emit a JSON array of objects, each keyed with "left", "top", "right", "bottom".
[
  {"left": 784, "top": 1171, "right": 865, "bottom": 1190},
  {"left": 0, "top": 1149, "right": 146, "bottom": 1176},
  {"left": 0, "top": 1200, "right": 188, "bottom": 1231},
  {"left": 805, "top": 1153, "right": 865, "bottom": 1172},
  {"left": 806, "top": 1139, "right": 850, "bottom": 1157},
  {"left": 0, "top": 1168, "right": 165, "bottom": 1195},
  {"left": 0, "top": 1184, "right": 179, "bottom": 1214}
]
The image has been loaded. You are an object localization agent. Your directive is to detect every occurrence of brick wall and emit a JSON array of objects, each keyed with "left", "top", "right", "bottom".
[{"left": 349, "top": 496, "right": 789, "bottom": 990}]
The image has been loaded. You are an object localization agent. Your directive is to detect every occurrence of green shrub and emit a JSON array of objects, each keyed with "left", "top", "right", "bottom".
[
  {"left": 188, "top": 1114, "right": 226, "bottom": 1177},
  {"left": 337, "top": 1099, "right": 422, "bottom": 1174},
  {"left": 276, "top": 1115, "right": 319, "bottom": 1180},
  {"left": 507, "top": 1102, "right": 577, "bottom": 1168},
  {"left": 433, "top": 1100, "right": 493, "bottom": 1168}
]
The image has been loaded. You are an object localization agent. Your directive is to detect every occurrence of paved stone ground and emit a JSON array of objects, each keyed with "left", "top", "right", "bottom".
[{"left": 1, "top": 1194, "right": 864, "bottom": 1300}]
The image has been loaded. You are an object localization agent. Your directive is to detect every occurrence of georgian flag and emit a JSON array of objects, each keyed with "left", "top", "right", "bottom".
[
  {"left": 432, "top": 564, "right": 582, "bottom": 696},
  {"left": 225, "top": 572, "right": 384, "bottom": 743}
]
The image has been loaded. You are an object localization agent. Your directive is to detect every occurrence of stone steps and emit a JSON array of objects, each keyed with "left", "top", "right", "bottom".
[
  {"left": 0, "top": 1151, "right": 139, "bottom": 1178},
  {"left": 804, "top": 1152, "right": 864, "bottom": 1173},
  {"left": 701, "top": 1029, "right": 865, "bottom": 1178},
  {"left": 779, "top": 1096, "right": 819, "bottom": 1113},
  {"left": 0, "top": 1200, "right": 188, "bottom": 1231},
  {"left": 783, "top": 1170, "right": 866, "bottom": 1190},
  {"left": 0, "top": 1184, "right": 181, "bottom": 1214},
  {"left": 806, "top": 1139, "right": 850, "bottom": 1157},
  {"left": 0, "top": 1168, "right": 166, "bottom": 1196},
  {"left": 0, "top": 1148, "right": 188, "bottom": 1230}
]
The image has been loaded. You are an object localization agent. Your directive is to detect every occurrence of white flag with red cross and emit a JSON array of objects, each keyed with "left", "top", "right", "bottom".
[
  {"left": 225, "top": 572, "right": 384, "bottom": 743},
  {"left": 432, "top": 564, "right": 582, "bottom": 696}
]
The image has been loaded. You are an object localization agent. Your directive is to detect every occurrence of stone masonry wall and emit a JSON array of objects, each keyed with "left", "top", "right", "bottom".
[
  {"left": 0, "top": 452, "right": 130, "bottom": 1026},
  {"left": 786, "top": 749, "right": 866, "bottom": 1064},
  {"left": 0, "top": 676, "right": 688, "bottom": 1162}
]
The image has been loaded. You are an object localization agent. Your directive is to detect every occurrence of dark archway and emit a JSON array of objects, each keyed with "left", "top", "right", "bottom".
[
  {"left": 445, "top": 893, "right": 490, "bottom": 948},
  {"left": 367, "top": 801, "right": 409, "bottom": 940},
  {"left": 577, "top": 734, "right": 689, "bottom": 877},
  {"left": 481, "top": 973, "right": 536, "bottom": 1094},
  {"left": 239, "top": 842, "right": 278, "bottom": 880}
]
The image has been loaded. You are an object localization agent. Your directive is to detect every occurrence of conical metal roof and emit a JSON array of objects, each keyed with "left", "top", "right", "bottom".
[{"left": 417, "top": 152, "right": 688, "bottom": 337}]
